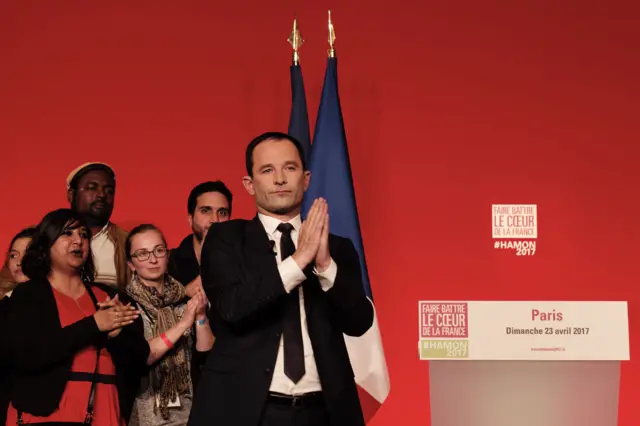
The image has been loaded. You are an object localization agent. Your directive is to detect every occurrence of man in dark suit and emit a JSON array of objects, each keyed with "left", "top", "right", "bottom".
[
  {"left": 168, "top": 180, "right": 233, "bottom": 391},
  {"left": 188, "top": 132, "right": 373, "bottom": 426}
]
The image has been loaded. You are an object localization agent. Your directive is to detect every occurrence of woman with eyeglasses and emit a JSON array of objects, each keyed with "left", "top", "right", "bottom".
[
  {"left": 5, "top": 209, "right": 149, "bottom": 426},
  {"left": 124, "top": 224, "right": 213, "bottom": 426}
]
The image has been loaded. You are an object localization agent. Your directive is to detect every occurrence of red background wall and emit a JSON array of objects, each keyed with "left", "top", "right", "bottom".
[{"left": 1, "top": 1, "right": 638, "bottom": 424}]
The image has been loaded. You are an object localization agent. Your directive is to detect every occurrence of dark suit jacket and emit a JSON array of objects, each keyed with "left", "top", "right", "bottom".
[
  {"left": 6, "top": 278, "right": 149, "bottom": 423},
  {"left": 188, "top": 217, "right": 374, "bottom": 426}
]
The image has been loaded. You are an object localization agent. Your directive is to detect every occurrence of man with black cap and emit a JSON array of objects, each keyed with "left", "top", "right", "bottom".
[{"left": 66, "top": 162, "right": 129, "bottom": 290}]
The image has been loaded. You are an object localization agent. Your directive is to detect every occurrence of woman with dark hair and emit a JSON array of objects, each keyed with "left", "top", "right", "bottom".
[
  {"left": 5, "top": 208, "right": 150, "bottom": 426},
  {"left": 0, "top": 227, "right": 36, "bottom": 426},
  {"left": 124, "top": 224, "right": 213, "bottom": 426},
  {"left": 0, "top": 227, "right": 37, "bottom": 299}
]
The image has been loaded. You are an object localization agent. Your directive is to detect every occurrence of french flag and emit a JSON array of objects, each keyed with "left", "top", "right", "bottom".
[{"left": 290, "top": 53, "right": 391, "bottom": 420}]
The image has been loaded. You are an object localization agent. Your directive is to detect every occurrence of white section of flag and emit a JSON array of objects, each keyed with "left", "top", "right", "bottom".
[{"left": 343, "top": 298, "right": 390, "bottom": 403}]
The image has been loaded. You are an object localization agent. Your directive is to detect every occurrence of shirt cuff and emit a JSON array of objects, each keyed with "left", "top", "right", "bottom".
[
  {"left": 279, "top": 256, "right": 307, "bottom": 293},
  {"left": 314, "top": 258, "right": 337, "bottom": 292}
]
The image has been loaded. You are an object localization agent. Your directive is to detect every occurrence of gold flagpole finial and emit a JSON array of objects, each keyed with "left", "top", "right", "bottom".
[
  {"left": 327, "top": 10, "right": 336, "bottom": 58},
  {"left": 288, "top": 18, "right": 304, "bottom": 66}
]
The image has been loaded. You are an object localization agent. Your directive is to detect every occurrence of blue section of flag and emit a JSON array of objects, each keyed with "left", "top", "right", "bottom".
[
  {"left": 287, "top": 64, "right": 311, "bottom": 164},
  {"left": 301, "top": 57, "right": 372, "bottom": 299}
]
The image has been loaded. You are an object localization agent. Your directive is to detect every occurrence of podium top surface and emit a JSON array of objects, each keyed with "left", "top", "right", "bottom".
[{"left": 418, "top": 301, "right": 629, "bottom": 361}]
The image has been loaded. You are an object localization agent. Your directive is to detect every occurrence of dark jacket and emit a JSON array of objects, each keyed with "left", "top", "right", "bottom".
[
  {"left": 187, "top": 217, "right": 374, "bottom": 426},
  {"left": 168, "top": 234, "right": 209, "bottom": 390},
  {"left": 168, "top": 234, "right": 200, "bottom": 287},
  {"left": 6, "top": 278, "right": 149, "bottom": 423}
]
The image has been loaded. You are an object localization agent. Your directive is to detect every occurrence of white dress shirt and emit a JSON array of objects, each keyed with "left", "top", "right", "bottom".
[
  {"left": 91, "top": 223, "right": 117, "bottom": 287},
  {"left": 257, "top": 213, "right": 338, "bottom": 395}
]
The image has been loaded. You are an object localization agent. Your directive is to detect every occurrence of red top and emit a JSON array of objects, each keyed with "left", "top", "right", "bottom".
[{"left": 6, "top": 286, "right": 123, "bottom": 426}]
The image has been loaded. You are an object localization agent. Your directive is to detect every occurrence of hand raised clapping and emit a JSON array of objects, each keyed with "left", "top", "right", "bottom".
[
  {"left": 184, "top": 275, "right": 204, "bottom": 298},
  {"left": 180, "top": 289, "right": 208, "bottom": 327},
  {"left": 93, "top": 294, "right": 141, "bottom": 336},
  {"left": 292, "top": 197, "right": 331, "bottom": 271}
]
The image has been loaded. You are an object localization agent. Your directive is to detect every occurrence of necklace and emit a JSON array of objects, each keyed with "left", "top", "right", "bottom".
[
  {"left": 52, "top": 284, "right": 90, "bottom": 316},
  {"left": 72, "top": 294, "right": 92, "bottom": 316}
]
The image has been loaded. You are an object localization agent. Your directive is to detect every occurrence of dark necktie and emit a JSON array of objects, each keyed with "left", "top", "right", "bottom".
[{"left": 276, "top": 222, "right": 305, "bottom": 383}]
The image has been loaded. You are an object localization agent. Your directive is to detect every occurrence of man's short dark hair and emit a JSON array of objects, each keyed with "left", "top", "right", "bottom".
[
  {"left": 187, "top": 181, "right": 233, "bottom": 216},
  {"left": 245, "top": 132, "right": 307, "bottom": 177}
]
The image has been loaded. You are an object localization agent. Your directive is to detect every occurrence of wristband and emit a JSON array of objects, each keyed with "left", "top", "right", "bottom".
[
  {"left": 196, "top": 319, "right": 207, "bottom": 326},
  {"left": 160, "top": 332, "right": 174, "bottom": 349}
]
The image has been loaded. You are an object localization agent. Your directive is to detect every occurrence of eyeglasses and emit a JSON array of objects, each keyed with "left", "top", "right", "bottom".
[{"left": 131, "top": 246, "right": 168, "bottom": 261}]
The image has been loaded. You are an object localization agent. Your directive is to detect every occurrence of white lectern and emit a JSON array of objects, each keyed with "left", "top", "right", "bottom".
[{"left": 418, "top": 301, "right": 630, "bottom": 426}]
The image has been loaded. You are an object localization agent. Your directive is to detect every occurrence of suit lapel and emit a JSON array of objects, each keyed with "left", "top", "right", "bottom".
[
  {"left": 244, "top": 216, "right": 320, "bottom": 317},
  {"left": 244, "top": 216, "right": 281, "bottom": 282},
  {"left": 244, "top": 215, "right": 273, "bottom": 255}
]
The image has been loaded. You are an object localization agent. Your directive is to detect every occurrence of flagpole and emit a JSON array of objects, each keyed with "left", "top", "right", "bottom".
[
  {"left": 287, "top": 17, "right": 312, "bottom": 161},
  {"left": 288, "top": 18, "right": 304, "bottom": 66},
  {"left": 327, "top": 10, "right": 336, "bottom": 58}
]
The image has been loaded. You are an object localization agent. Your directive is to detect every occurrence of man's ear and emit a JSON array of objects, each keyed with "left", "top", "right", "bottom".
[
  {"left": 303, "top": 170, "right": 311, "bottom": 191},
  {"left": 67, "top": 189, "right": 74, "bottom": 205},
  {"left": 188, "top": 215, "right": 193, "bottom": 229},
  {"left": 242, "top": 176, "right": 255, "bottom": 196}
]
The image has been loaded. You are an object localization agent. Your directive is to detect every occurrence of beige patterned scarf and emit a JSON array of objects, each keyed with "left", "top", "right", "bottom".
[{"left": 126, "top": 273, "right": 190, "bottom": 419}]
